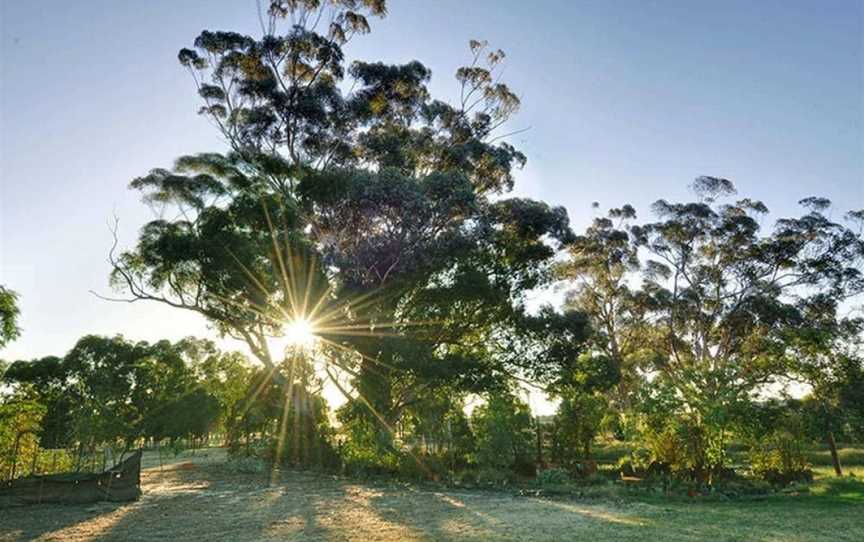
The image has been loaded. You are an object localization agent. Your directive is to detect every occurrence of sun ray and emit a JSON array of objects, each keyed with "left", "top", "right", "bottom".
[
  {"left": 239, "top": 364, "right": 279, "bottom": 418},
  {"left": 271, "top": 377, "right": 293, "bottom": 482},
  {"left": 307, "top": 286, "right": 404, "bottom": 329},
  {"left": 226, "top": 246, "right": 275, "bottom": 303},
  {"left": 301, "top": 252, "right": 318, "bottom": 317},
  {"left": 305, "top": 282, "right": 335, "bottom": 322},
  {"left": 324, "top": 365, "right": 433, "bottom": 479},
  {"left": 317, "top": 336, "right": 399, "bottom": 375},
  {"left": 261, "top": 200, "right": 297, "bottom": 316}
]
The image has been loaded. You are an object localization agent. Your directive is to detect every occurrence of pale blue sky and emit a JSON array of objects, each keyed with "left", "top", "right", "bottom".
[{"left": 2, "top": 0, "right": 863, "bottom": 371}]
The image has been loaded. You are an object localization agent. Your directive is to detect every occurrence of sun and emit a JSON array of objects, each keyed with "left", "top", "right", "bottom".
[{"left": 284, "top": 318, "right": 317, "bottom": 348}]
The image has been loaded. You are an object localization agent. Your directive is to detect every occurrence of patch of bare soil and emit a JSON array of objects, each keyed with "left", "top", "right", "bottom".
[{"left": 0, "top": 463, "right": 652, "bottom": 541}]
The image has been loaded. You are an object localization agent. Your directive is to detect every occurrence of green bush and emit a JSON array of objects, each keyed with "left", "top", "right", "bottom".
[
  {"left": 582, "top": 472, "right": 611, "bottom": 486},
  {"left": 476, "top": 466, "right": 513, "bottom": 487},
  {"left": 617, "top": 448, "right": 653, "bottom": 477},
  {"left": 748, "top": 431, "right": 813, "bottom": 485},
  {"left": 226, "top": 456, "right": 266, "bottom": 474},
  {"left": 537, "top": 467, "right": 570, "bottom": 486},
  {"left": 454, "top": 470, "right": 477, "bottom": 486},
  {"left": 397, "top": 452, "right": 449, "bottom": 482},
  {"left": 471, "top": 392, "right": 534, "bottom": 473},
  {"left": 635, "top": 416, "right": 728, "bottom": 483},
  {"left": 341, "top": 441, "right": 398, "bottom": 478},
  {"left": 716, "top": 477, "right": 773, "bottom": 497}
]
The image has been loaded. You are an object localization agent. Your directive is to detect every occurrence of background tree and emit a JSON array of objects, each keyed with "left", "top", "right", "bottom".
[
  {"left": 786, "top": 309, "right": 864, "bottom": 475},
  {"left": 630, "top": 178, "right": 864, "bottom": 476},
  {"left": 4, "top": 336, "right": 227, "bottom": 457},
  {"left": 549, "top": 391, "right": 608, "bottom": 467},
  {"left": 470, "top": 390, "right": 534, "bottom": 478},
  {"left": 2, "top": 356, "right": 74, "bottom": 449},
  {"left": 557, "top": 205, "right": 656, "bottom": 425},
  {"left": 0, "top": 393, "right": 44, "bottom": 480}
]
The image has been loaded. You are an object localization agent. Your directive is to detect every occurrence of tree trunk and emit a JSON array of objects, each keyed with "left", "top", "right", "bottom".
[
  {"left": 535, "top": 417, "right": 543, "bottom": 468},
  {"left": 827, "top": 431, "right": 842, "bottom": 477}
]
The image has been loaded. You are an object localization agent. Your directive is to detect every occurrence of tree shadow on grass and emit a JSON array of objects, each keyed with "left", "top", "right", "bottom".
[
  {"left": 83, "top": 466, "right": 349, "bottom": 541},
  {"left": 365, "top": 486, "right": 654, "bottom": 541},
  {"left": 72, "top": 465, "right": 433, "bottom": 541},
  {"left": 0, "top": 499, "right": 128, "bottom": 542},
  {"left": 85, "top": 469, "right": 658, "bottom": 541},
  {"left": 14, "top": 465, "right": 862, "bottom": 542},
  {"left": 808, "top": 475, "right": 864, "bottom": 504}
]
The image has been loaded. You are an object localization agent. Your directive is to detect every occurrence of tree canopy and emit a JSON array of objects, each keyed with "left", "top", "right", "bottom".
[{"left": 108, "top": 0, "right": 584, "bottom": 443}]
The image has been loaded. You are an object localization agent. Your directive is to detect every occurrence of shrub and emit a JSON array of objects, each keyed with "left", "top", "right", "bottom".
[
  {"left": 617, "top": 448, "right": 652, "bottom": 477},
  {"left": 397, "top": 452, "right": 449, "bottom": 482},
  {"left": 716, "top": 477, "right": 773, "bottom": 497},
  {"left": 749, "top": 431, "right": 813, "bottom": 485},
  {"left": 570, "top": 459, "right": 598, "bottom": 478},
  {"left": 471, "top": 392, "right": 534, "bottom": 473},
  {"left": 537, "top": 467, "right": 570, "bottom": 486},
  {"left": 476, "top": 467, "right": 513, "bottom": 487},
  {"left": 637, "top": 416, "right": 727, "bottom": 483},
  {"left": 581, "top": 472, "right": 610, "bottom": 486},
  {"left": 549, "top": 392, "right": 607, "bottom": 466},
  {"left": 341, "top": 439, "right": 398, "bottom": 478},
  {"left": 455, "top": 470, "right": 477, "bottom": 486},
  {"left": 226, "top": 456, "right": 266, "bottom": 474}
]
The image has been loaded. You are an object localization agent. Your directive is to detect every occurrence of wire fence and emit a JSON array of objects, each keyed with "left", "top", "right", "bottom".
[{"left": 0, "top": 432, "right": 124, "bottom": 483}]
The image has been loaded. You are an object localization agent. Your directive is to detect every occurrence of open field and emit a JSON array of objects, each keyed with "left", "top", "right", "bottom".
[{"left": 1, "top": 448, "right": 862, "bottom": 542}]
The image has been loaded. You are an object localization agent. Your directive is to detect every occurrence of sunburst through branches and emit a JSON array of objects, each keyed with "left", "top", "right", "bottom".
[{"left": 227, "top": 200, "right": 437, "bottom": 479}]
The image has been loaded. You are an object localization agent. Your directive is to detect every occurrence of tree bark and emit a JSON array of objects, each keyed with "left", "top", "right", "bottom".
[
  {"left": 827, "top": 430, "right": 842, "bottom": 477},
  {"left": 535, "top": 417, "right": 543, "bottom": 468}
]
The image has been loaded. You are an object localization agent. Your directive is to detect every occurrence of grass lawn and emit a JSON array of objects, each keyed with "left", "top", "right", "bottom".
[{"left": 0, "top": 448, "right": 861, "bottom": 541}]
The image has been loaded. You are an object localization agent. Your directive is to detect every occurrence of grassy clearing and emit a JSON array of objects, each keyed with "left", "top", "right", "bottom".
[
  {"left": 138, "top": 446, "right": 228, "bottom": 470},
  {"left": 1, "top": 447, "right": 862, "bottom": 541}
]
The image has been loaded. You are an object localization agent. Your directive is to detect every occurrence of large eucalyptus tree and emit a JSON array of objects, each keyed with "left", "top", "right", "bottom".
[{"left": 109, "top": 1, "right": 580, "bottom": 438}]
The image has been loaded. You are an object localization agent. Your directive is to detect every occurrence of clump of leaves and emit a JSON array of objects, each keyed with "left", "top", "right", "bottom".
[
  {"left": 476, "top": 467, "right": 513, "bottom": 487},
  {"left": 748, "top": 430, "right": 813, "bottom": 486},
  {"left": 226, "top": 456, "right": 266, "bottom": 474},
  {"left": 536, "top": 467, "right": 570, "bottom": 486}
]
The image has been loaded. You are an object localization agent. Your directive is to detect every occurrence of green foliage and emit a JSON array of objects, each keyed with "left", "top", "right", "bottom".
[
  {"left": 225, "top": 456, "right": 266, "bottom": 474},
  {"left": 224, "top": 358, "right": 337, "bottom": 470},
  {"left": 0, "top": 394, "right": 44, "bottom": 480},
  {"left": 340, "top": 426, "right": 399, "bottom": 477},
  {"left": 549, "top": 391, "right": 608, "bottom": 468},
  {"left": 749, "top": 431, "right": 813, "bottom": 486},
  {"left": 632, "top": 182, "right": 861, "bottom": 467},
  {"left": 475, "top": 466, "right": 514, "bottom": 487},
  {"left": 471, "top": 391, "right": 534, "bottom": 474},
  {"left": 625, "top": 414, "right": 728, "bottom": 483},
  {"left": 396, "top": 452, "right": 449, "bottom": 482},
  {"left": 536, "top": 467, "right": 570, "bottom": 486},
  {"left": 111, "top": 0, "right": 584, "bottom": 462},
  {"left": 558, "top": 206, "right": 650, "bottom": 411},
  {"left": 1, "top": 336, "right": 266, "bottom": 466},
  {"left": 0, "top": 285, "right": 21, "bottom": 349},
  {"left": 2, "top": 356, "right": 74, "bottom": 448}
]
